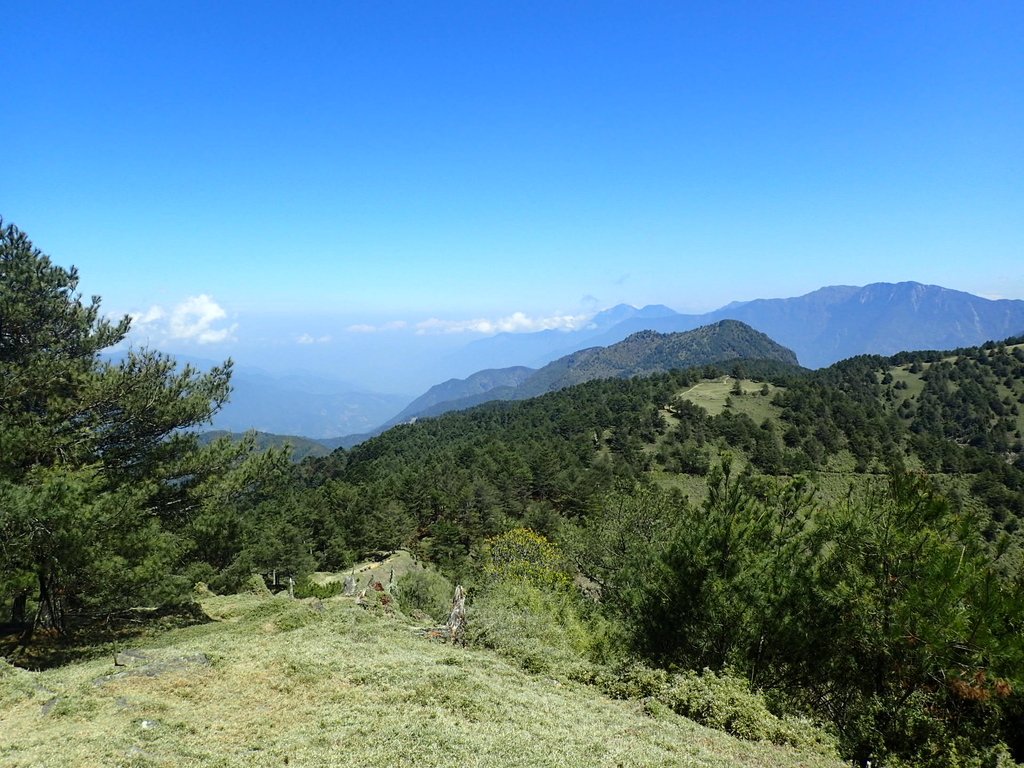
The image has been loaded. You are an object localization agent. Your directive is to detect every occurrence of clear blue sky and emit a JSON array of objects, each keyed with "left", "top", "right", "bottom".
[{"left": 3, "top": 1, "right": 1022, "bottom": 380}]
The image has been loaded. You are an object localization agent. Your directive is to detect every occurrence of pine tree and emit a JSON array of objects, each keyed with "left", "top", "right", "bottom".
[{"left": 0, "top": 220, "right": 233, "bottom": 634}]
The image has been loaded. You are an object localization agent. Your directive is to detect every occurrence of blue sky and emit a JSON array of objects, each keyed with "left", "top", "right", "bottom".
[{"left": 3, "top": 2, "right": 1022, "bottom": 387}]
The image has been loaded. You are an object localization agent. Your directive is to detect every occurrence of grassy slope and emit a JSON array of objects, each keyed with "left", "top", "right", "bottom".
[{"left": 1, "top": 594, "right": 841, "bottom": 768}]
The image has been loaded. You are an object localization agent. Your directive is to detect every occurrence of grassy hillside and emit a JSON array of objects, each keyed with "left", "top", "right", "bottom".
[{"left": 0, "top": 591, "right": 842, "bottom": 768}]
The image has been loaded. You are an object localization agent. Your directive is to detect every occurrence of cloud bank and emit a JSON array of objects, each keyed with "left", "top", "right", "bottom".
[
  {"left": 344, "top": 311, "right": 594, "bottom": 336},
  {"left": 414, "top": 311, "right": 594, "bottom": 335},
  {"left": 130, "top": 294, "right": 237, "bottom": 345}
]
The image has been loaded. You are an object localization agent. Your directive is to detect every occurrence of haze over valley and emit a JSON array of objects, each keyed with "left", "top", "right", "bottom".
[{"left": 197, "top": 281, "right": 1024, "bottom": 441}]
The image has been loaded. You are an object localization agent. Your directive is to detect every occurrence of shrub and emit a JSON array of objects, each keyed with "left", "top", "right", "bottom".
[
  {"left": 481, "top": 528, "right": 571, "bottom": 591},
  {"left": 396, "top": 568, "right": 454, "bottom": 622},
  {"left": 662, "top": 669, "right": 836, "bottom": 754},
  {"left": 0, "top": 659, "right": 37, "bottom": 708},
  {"left": 595, "top": 660, "right": 669, "bottom": 700},
  {"left": 242, "top": 573, "right": 272, "bottom": 597},
  {"left": 294, "top": 580, "right": 346, "bottom": 599},
  {"left": 467, "top": 579, "right": 593, "bottom": 677},
  {"left": 592, "top": 662, "right": 837, "bottom": 756}
]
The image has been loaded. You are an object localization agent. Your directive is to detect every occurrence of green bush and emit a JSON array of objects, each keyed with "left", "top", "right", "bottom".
[
  {"left": 396, "top": 568, "right": 454, "bottom": 622},
  {"left": 596, "top": 661, "right": 669, "bottom": 700},
  {"left": 662, "top": 669, "right": 836, "bottom": 754},
  {"left": 294, "top": 580, "right": 346, "bottom": 599},
  {"left": 467, "top": 579, "right": 594, "bottom": 677},
  {"left": 591, "top": 662, "right": 837, "bottom": 756},
  {"left": 0, "top": 659, "right": 37, "bottom": 708},
  {"left": 242, "top": 573, "right": 272, "bottom": 597}
]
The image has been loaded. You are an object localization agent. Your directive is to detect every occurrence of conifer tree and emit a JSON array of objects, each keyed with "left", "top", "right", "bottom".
[{"left": 0, "top": 220, "right": 232, "bottom": 634}]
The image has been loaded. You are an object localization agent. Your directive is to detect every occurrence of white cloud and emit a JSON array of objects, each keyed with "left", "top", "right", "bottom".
[
  {"left": 131, "top": 305, "right": 165, "bottom": 325},
  {"left": 415, "top": 311, "right": 594, "bottom": 335},
  {"left": 127, "top": 295, "right": 237, "bottom": 345},
  {"left": 167, "top": 295, "right": 237, "bottom": 343},
  {"left": 346, "top": 320, "right": 408, "bottom": 334},
  {"left": 297, "top": 333, "right": 332, "bottom": 344}
]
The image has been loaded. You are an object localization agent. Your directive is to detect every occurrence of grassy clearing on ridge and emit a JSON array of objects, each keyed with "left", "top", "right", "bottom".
[{"left": 0, "top": 591, "right": 843, "bottom": 768}]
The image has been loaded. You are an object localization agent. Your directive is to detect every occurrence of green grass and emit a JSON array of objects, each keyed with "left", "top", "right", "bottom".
[
  {"left": 1, "top": 593, "right": 843, "bottom": 768},
  {"left": 309, "top": 549, "right": 424, "bottom": 592},
  {"left": 675, "top": 377, "right": 782, "bottom": 420}
]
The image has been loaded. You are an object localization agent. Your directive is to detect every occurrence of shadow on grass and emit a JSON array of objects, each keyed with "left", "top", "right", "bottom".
[{"left": 1, "top": 604, "right": 210, "bottom": 671}]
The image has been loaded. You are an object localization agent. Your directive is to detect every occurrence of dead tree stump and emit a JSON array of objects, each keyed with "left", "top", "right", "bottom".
[{"left": 445, "top": 585, "right": 467, "bottom": 644}]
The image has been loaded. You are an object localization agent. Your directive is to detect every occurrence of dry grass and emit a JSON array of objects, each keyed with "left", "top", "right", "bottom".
[{"left": 1, "top": 593, "right": 843, "bottom": 768}]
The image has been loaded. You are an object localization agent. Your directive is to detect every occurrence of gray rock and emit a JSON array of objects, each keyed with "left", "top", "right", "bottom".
[
  {"left": 41, "top": 697, "right": 60, "bottom": 715},
  {"left": 114, "top": 649, "right": 150, "bottom": 667},
  {"left": 94, "top": 651, "right": 211, "bottom": 686}
]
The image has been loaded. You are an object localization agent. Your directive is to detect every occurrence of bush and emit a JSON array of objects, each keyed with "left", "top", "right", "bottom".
[
  {"left": 0, "top": 659, "right": 37, "bottom": 708},
  {"left": 592, "top": 662, "right": 837, "bottom": 756},
  {"left": 482, "top": 528, "right": 571, "bottom": 591},
  {"left": 294, "top": 580, "right": 346, "bottom": 599},
  {"left": 467, "top": 579, "right": 595, "bottom": 677},
  {"left": 595, "top": 661, "right": 669, "bottom": 700},
  {"left": 663, "top": 669, "right": 836, "bottom": 754},
  {"left": 242, "top": 573, "right": 272, "bottom": 597},
  {"left": 396, "top": 569, "right": 454, "bottom": 622}
]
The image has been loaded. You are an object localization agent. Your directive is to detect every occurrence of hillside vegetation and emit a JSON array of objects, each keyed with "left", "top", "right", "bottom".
[
  {"left": 198, "top": 430, "right": 331, "bottom": 461},
  {"left": 0, "top": 589, "right": 843, "bottom": 768},
  {"left": 4, "top": 220, "right": 1024, "bottom": 767}
]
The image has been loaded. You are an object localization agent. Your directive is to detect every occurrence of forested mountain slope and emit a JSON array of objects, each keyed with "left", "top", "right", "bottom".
[
  {"left": 385, "top": 366, "right": 536, "bottom": 426},
  {"left": 289, "top": 338, "right": 1024, "bottom": 764},
  {"left": 394, "top": 320, "right": 799, "bottom": 424},
  {"left": 198, "top": 430, "right": 330, "bottom": 461}
]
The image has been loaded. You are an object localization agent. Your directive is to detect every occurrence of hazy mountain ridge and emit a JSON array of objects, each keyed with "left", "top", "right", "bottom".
[
  {"left": 444, "top": 303, "right": 681, "bottom": 372},
  {"left": 565, "top": 282, "right": 1024, "bottom": 369},
  {"left": 131, "top": 282, "right": 1024, "bottom": 443},
  {"left": 387, "top": 366, "right": 536, "bottom": 425},
  {"left": 198, "top": 430, "right": 331, "bottom": 461},
  {"left": 212, "top": 376, "right": 410, "bottom": 439},
  {"left": 397, "top": 320, "right": 799, "bottom": 422}
]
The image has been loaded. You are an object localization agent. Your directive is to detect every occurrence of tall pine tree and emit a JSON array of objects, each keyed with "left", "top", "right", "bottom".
[{"left": 0, "top": 220, "right": 234, "bottom": 635}]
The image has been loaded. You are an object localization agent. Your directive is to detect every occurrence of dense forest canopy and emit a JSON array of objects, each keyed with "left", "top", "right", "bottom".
[{"left": 3, "top": 220, "right": 1024, "bottom": 766}]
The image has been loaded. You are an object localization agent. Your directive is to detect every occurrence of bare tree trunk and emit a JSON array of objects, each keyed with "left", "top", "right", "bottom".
[
  {"left": 10, "top": 590, "right": 28, "bottom": 625},
  {"left": 34, "top": 568, "right": 66, "bottom": 635}
]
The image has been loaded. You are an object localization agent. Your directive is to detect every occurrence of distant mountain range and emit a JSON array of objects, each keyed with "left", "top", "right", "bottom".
[
  {"left": 198, "top": 430, "right": 331, "bottom": 461},
  {"left": 211, "top": 368, "right": 408, "bottom": 439},
  {"left": 388, "top": 366, "right": 537, "bottom": 425},
  {"left": 447, "top": 282, "right": 1024, "bottom": 372},
  {"left": 102, "top": 353, "right": 412, "bottom": 441},
  {"left": 372, "top": 320, "right": 798, "bottom": 430},
  {"left": 165, "top": 282, "right": 1024, "bottom": 445}
]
